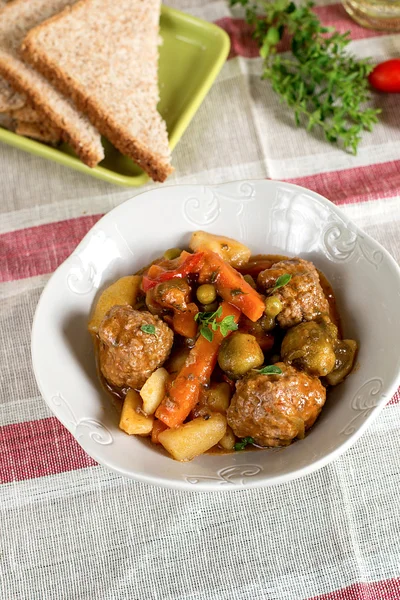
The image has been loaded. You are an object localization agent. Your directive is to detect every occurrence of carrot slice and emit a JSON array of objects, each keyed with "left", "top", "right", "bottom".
[
  {"left": 151, "top": 419, "right": 169, "bottom": 444},
  {"left": 200, "top": 250, "right": 265, "bottom": 322},
  {"left": 155, "top": 301, "right": 240, "bottom": 428},
  {"left": 172, "top": 303, "right": 199, "bottom": 338}
]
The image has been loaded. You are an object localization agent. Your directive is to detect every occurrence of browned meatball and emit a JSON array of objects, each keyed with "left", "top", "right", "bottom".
[
  {"left": 98, "top": 306, "right": 173, "bottom": 390},
  {"left": 227, "top": 362, "right": 326, "bottom": 447},
  {"left": 257, "top": 258, "right": 329, "bottom": 329}
]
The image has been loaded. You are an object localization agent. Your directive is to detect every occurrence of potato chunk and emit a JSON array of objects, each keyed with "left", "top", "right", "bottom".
[
  {"left": 119, "top": 390, "right": 153, "bottom": 436},
  {"left": 164, "top": 346, "right": 190, "bottom": 376},
  {"left": 189, "top": 231, "right": 251, "bottom": 268},
  {"left": 140, "top": 368, "right": 169, "bottom": 415},
  {"left": 88, "top": 275, "right": 142, "bottom": 334},
  {"left": 219, "top": 426, "right": 236, "bottom": 451},
  {"left": 158, "top": 413, "right": 227, "bottom": 461},
  {"left": 205, "top": 382, "right": 232, "bottom": 414}
]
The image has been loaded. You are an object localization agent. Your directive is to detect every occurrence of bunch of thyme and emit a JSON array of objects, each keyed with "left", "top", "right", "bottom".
[{"left": 230, "top": 0, "right": 380, "bottom": 153}]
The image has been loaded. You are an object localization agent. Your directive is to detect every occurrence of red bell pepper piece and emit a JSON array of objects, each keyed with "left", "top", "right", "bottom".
[{"left": 142, "top": 251, "right": 204, "bottom": 292}]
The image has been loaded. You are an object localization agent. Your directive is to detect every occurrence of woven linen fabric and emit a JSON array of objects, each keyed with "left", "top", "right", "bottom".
[{"left": 1, "top": 1, "right": 400, "bottom": 598}]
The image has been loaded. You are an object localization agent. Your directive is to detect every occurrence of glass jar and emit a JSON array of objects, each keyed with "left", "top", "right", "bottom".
[{"left": 342, "top": 0, "right": 400, "bottom": 31}]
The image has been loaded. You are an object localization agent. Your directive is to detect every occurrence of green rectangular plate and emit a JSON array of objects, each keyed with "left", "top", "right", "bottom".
[{"left": 0, "top": 5, "right": 230, "bottom": 186}]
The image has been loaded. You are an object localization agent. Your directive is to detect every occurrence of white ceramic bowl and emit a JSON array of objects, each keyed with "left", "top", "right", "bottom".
[{"left": 32, "top": 180, "right": 400, "bottom": 491}]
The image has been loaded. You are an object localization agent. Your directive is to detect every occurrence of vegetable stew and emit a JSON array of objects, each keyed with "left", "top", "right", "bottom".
[{"left": 89, "top": 231, "right": 358, "bottom": 461}]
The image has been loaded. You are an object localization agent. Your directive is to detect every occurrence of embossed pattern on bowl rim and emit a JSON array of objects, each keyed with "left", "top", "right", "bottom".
[{"left": 31, "top": 180, "right": 400, "bottom": 490}]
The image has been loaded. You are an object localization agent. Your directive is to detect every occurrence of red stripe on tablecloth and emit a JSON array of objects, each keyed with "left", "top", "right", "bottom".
[
  {"left": 389, "top": 388, "right": 399, "bottom": 405},
  {"left": 0, "top": 417, "right": 96, "bottom": 484},
  {"left": 284, "top": 160, "right": 400, "bottom": 206},
  {"left": 2, "top": 161, "right": 400, "bottom": 283},
  {"left": 0, "top": 387, "right": 398, "bottom": 484},
  {"left": 216, "top": 3, "right": 387, "bottom": 60},
  {"left": 311, "top": 577, "right": 400, "bottom": 599},
  {"left": 215, "top": 17, "right": 259, "bottom": 59},
  {"left": 0, "top": 214, "right": 102, "bottom": 282}
]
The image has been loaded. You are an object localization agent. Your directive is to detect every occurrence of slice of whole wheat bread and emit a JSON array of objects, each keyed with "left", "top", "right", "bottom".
[
  {"left": 0, "top": 76, "right": 25, "bottom": 112},
  {"left": 0, "top": 0, "right": 104, "bottom": 167},
  {"left": 0, "top": 112, "right": 14, "bottom": 130},
  {"left": 16, "top": 119, "right": 61, "bottom": 143},
  {"left": 10, "top": 103, "right": 40, "bottom": 123},
  {"left": 22, "top": 0, "right": 173, "bottom": 182}
]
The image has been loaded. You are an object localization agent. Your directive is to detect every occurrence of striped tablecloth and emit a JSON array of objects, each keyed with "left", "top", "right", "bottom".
[{"left": 1, "top": 1, "right": 400, "bottom": 598}]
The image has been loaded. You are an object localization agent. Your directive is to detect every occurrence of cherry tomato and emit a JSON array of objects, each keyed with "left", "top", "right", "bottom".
[{"left": 369, "top": 59, "right": 400, "bottom": 93}]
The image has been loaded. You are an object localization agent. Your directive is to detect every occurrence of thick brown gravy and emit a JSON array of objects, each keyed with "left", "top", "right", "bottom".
[
  {"left": 92, "top": 336, "right": 124, "bottom": 414},
  {"left": 318, "top": 270, "right": 342, "bottom": 334},
  {"left": 248, "top": 253, "right": 288, "bottom": 263}
]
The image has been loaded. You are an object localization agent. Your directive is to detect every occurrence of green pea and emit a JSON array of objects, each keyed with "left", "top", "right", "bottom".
[
  {"left": 196, "top": 284, "right": 217, "bottom": 305},
  {"left": 261, "top": 315, "right": 276, "bottom": 332},
  {"left": 265, "top": 295, "right": 283, "bottom": 318},
  {"left": 243, "top": 274, "right": 256, "bottom": 289},
  {"left": 202, "top": 301, "right": 219, "bottom": 313},
  {"left": 163, "top": 247, "right": 182, "bottom": 260}
]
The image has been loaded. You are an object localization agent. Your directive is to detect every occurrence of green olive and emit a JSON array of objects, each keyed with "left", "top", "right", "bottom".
[
  {"left": 218, "top": 332, "right": 264, "bottom": 378},
  {"left": 265, "top": 295, "right": 283, "bottom": 318},
  {"left": 320, "top": 316, "right": 338, "bottom": 342},
  {"left": 281, "top": 321, "right": 336, "bottom": 377},
  {"left": 325, "top": 339, "right": 357, "bottom": 386},
  {"left": 261, "top": 315, "right": 276, "bottom": 332},
  {"left": 243, "top": 274, "right": 256, "bottom": 289},
  {"left": 163, "top": 247, "right": 182, "bottom": 260},
  {"left": 196, "top": 284, "right": 217, "bottom": 305}
]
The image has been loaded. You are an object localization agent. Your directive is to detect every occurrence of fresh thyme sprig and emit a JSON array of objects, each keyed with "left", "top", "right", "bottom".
[
  {"left": 234, "top": 436, "right": 255, "bottom": 451},
  {"left": 270, "top": 273, "right": 292, "bottom": 293},
  {"left": 140, "top": 324, "right": 157, "bottom": 336},
  {"left": 195, "top": 306, "right": 238, "bottom": 342},
  {"left": 254, "top": 365, "right": 283, "bottom": 375},
  {"left": 229, "top": 0, "right": 380, "bottom": 153}
]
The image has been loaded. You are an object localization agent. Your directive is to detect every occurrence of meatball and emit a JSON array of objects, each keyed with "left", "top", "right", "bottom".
[
  {"left": 227, "top": 362, "right": 326, "bottom": 447},
  {"left": 98, "top": 305, "right": 173, "bottom": 390},
  {"left": 146, "top": 278, "right": 192, "bottom": 314},
  {"left": 258, "top": 258, "right": 329, "bottom": 329},
  {"left": 281, "top": 319, "right": 337, "bottom": 377}
]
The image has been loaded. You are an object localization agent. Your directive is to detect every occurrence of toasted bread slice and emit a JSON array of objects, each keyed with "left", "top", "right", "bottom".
[
  {"left": 22, "top": 0, "right": 173, "bottom": 182},
  {"left": 0, "top": 0, "right": 104, "bottom": 167},
  {"left": 0, "top": 76, "right": 25, "bottom": 112},
  {"left": 0, "top": 112, "right": 14, "bottom": 130},
  {"left": 10, "top": 103, "right": 40, "bottom": 123},
  {"left": 16, "top": 119, "right": 61, "bottom": 143}
]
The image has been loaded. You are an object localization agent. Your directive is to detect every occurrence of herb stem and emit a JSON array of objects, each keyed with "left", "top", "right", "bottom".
[{"left": 229, "top": 0, "right": 380, "bottom": 154}]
